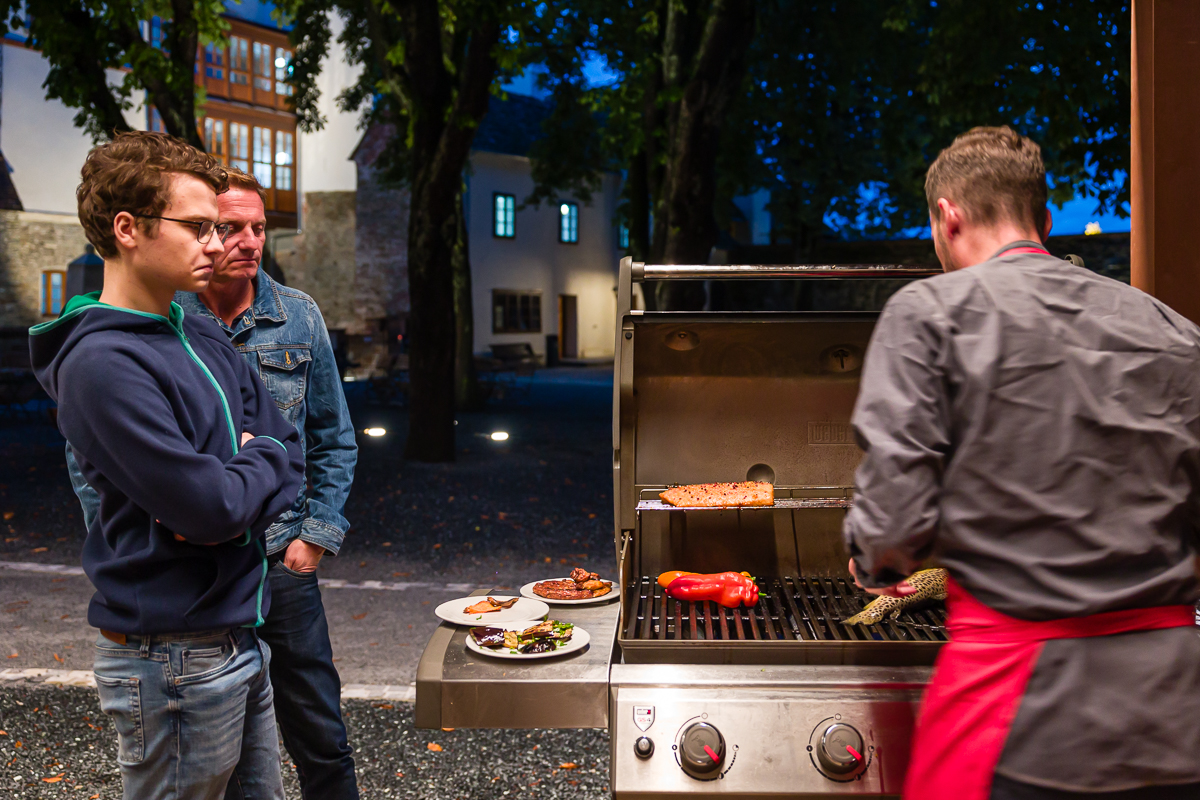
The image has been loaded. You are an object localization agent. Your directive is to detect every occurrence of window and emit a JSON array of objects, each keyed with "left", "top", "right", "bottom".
[
  {"left": 493, "top": 193, "right": 515, "bottom": 238},
  {"left": 230, "top": 37, "right": 250, "bottom": 85},
  {"left": 492, "top": 290, "right": 542, "bottom": 334},
  {"left": 253, "top": 42, "right": 273, "bottom": 91},
  {"left": 619, "top": 222, "right": 630, "bottom": 249},
  {"left": 42, "top": 271, "right": 65, "bottom": 316},
  {"left": 275, "top": 130, "right": 294, "bottom": 190},
  {"left": 559, "top": 202, "right": 578, "bottom": 243},
  {"left": 252, "top": 126, "right": 273, "bottom": 188},
  {"left": 204, "top": 118, "right": 226, "bottom": 163},
  {"left": 230, "top": 122, "right": 250, "bottom": 172},
  {"left": 148, "top": 107, "right": 165, "bottom": 133},
  {"left": 145, "top": 17, "right": 165, "bottom": 50},
  {"left": 275, "top": 47, "right": 293, "bottom": 96},
  {"left": 204, "top": 44, "right": 225, "bottom": 80}
]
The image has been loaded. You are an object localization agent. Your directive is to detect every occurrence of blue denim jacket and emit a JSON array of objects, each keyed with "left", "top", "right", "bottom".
[{"left": 68, "top": 270, "right": 358, "bottom": 556}]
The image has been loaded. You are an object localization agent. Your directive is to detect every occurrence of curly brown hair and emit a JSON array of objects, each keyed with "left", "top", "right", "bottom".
[
  {"left": 925, "top": 126, "right": 1047, "bottom": 231},
  {"left": 77, "top": 132, "right": 229, "bottom": 259}
]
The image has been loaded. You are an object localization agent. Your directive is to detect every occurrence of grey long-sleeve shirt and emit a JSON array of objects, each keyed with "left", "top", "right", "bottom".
[{"left": 844, "top": 241, "right": 1200, "bottom": 791}]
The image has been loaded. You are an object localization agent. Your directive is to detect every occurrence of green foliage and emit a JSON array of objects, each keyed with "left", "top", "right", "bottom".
[{"left": 0, "top": 0, "right": 229, "bottom": 145}]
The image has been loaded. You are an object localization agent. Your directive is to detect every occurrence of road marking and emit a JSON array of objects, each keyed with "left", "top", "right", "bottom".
[
  {"left": 0, "top": 668, "right": 417, "bottom": 702},
  {"left": 0, "top": 561, "right": 475, "bottom": 593}
]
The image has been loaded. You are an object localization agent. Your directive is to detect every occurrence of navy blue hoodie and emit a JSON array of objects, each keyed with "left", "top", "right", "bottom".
[{"left": 30, "top": 293, "right": 305, "bottom": 634}]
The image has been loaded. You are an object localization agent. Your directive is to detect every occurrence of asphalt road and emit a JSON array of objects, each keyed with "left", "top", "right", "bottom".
[{"left": 0, "top": 366, "right": 617, "bottom": 797}]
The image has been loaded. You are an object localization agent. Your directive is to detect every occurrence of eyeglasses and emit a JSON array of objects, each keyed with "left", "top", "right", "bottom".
[{"left": 131, "top": 215, "right": 232, "bottom": 244}]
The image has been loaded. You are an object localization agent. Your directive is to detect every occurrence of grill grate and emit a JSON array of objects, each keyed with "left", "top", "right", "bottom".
[{"left": 623, "top": 575, "right": 948, "bottom": 643}]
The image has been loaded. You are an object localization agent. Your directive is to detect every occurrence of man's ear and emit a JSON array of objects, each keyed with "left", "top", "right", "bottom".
[
  {"left": 112, "top": 212, "right": 139, "bottom": 252},
  {"left": 1042, "top": 208, "right": 1053, "bottom": 241},
  {"left": 936, "top": 198, "right": 962, "bottom": 239}
]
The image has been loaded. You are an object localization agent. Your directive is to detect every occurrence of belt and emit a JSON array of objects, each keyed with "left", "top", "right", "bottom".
[
  {"left": 902, "top": 577, "right": 1194, "bottom": 800},
  {"left": 100, "top": 628, "right": 235, "bottom": 646}
]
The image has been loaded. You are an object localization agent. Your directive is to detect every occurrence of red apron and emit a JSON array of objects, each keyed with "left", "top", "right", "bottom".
[{"left": 902, "top": 577, "right": 1195, "bottom": 800}]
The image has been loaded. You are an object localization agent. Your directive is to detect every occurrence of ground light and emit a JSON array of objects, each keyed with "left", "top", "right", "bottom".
[
  {"left": 490, "top": 431, "right": 510, "bottom": 441},
  {"left": 364, "top": 427, "right": 387, "bottom": 437}
]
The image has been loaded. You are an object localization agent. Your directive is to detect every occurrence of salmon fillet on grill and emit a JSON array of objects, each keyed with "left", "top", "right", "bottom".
[{"left": 659, "top": 481, "right": 774, "bottom": 507}]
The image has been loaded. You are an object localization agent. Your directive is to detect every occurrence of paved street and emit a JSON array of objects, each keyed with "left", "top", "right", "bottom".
[{"left": 0, "top": 367, "right": 616, "bottom": 797}]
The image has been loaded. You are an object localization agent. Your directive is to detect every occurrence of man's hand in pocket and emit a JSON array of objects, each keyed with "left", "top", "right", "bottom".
[{"left": 283, "top": 539, "right": 325, "bottom": 573}]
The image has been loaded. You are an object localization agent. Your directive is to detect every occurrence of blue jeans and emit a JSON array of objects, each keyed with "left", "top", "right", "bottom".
[
  {"left": 225, "top": 562, "right": 357, "bottom": 800},
  {"left": 93, "top": 628, "right": 283, "bottom": 800}
]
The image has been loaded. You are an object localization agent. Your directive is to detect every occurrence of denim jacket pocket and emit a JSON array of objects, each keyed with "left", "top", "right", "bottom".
[
  {"left": 94, "top": 674, "right": 144, "bottom": 764},
  {"left": 256, "top": 347, "right": 312, "bottom": 422}
]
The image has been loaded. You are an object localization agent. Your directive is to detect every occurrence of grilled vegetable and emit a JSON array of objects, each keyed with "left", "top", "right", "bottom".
[
  {"left": 665, "top": 572, "right": 759, "bottom": 608},
  {"left": 463, "top": 597, "right": 519, "bottom": 614},
  {"left": 844, "top": 568, "right": 948, "bottom": 626},
  {"left": 658, "top": 570, "right": 754, "bottom": 589},
  {"left": 469, "top": 627, "right": 506, "bottom": 647},
  {"left": 520, "top": 639, "right": 557, "bottom": 654}
]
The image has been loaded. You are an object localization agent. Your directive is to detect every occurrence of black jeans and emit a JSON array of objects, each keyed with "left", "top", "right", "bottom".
[
  {"left": 992, "top": 773, "right": 1200, "bottom": 800},
  {"left": 226, "top": 561, "right": 359, "bottom": 800}
]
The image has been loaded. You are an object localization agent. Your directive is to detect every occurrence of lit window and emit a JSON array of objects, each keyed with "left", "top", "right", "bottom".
[
  {"left": 275, "top": 130, "right": 294, "bottom": 190},
  {"left": 230, "top": 37, "right": 250, "bottom": 85},
  {"left": 619, "top": 222, "right": 630, "bottom": 249},
  {"left": 492, "top": 290, "right": 542, "bottom": 333},
  {"left": 204, "top": 44, "right": 225, "bottom": 80},
  {"left": 42, "top": 271, "right": 65, "bottom": 316},
  {"left": 493, "top": 193, "right": 515, "bottom": 238},
  {"left": 559, "top": 202, "right": 579, "bottom": 243},
  {"left": 148, "top": 107, "right": 165, "bottom": 133},
  {"left": 230, "top": 123, "right": 250, "bottom": 172},
  {"left": 204, "top": 118, "right": 226, "bottom": 163},
  {"left": 253, "top": 42, "right": 273, "bottom": 91},
  {"left": 147, "top": 17, "right": 165, "bottom": 50},
  {"left": 252, "top": 127, "right": 273, "bottom": 188},
  {"left": 275, "top": 48, "right": 293, "bottom": 96}
]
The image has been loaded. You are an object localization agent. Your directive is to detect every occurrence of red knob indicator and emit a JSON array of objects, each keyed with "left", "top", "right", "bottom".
[
  {"left": 703, "top": 745, "right": 719, "bottom": 763},
  {"left": 846, "top": 745, "right": 862, "bottom": 762}
]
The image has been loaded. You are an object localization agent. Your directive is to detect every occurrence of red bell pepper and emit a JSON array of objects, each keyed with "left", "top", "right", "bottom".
[{"left": 665, "top": 572, "right": 759, "bottom": 608}]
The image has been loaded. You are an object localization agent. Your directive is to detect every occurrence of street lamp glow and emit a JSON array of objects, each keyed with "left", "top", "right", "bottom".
[
  {"left": 364, "top": 427, "right": 387, "bottom": 437},
  {"left": 490, "top": 431, "right": 510, "bottom": 442},
  {"left": 275, "top": 57, "right": 287, "bottom": 68},
  {"left": 560, "top": 204, "right": 569, "bottom": 216}
]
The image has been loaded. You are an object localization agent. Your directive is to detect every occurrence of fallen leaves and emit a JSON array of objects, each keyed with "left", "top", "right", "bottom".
[
  {"left": 52, "top": 653, "right": 63, "bottom": 663},
  {"left": 2, "top": 511, "right": 12, "bottom": 520},
  {"left": 31, "top": 547, "right": 48, "bottom": 553},
  {"left": 351, "top": 613, "right": 368, "bottom": 621},
  {"left": 42, "top": 775, "right": 63, "bottom": 783},
  {"left": 426, "top": 742, "right": 443, "bottom": 752},
  {"left": 560, "top": 762, "right": 577, "bottom": 769}
]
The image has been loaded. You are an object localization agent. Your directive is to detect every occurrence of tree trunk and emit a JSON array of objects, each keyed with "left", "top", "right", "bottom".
[
  {"left": 400, "top": 2, "right": 499, "bottom": 462},
  {"left": 653, "top": 0, "right": 756, "bottom": 311},
  {"left": 453, "top": 187, "right": 483, "bottom": 411}
]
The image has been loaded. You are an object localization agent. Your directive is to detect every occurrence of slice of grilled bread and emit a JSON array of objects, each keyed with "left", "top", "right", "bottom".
[{"left": 659, "top": 481, "right": 774, "bottom": 508}]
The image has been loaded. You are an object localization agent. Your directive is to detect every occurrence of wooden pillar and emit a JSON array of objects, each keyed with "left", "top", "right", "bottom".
[{"left": 1131, "top": 0, "right": 1200, "bottom": 322}]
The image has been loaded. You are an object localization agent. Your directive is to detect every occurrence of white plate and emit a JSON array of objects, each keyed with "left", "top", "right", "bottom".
[
  {"left": 434, "top": 596, "right": 549, "bottom": 627},
  {"left": 465, "top": 621, "right": 591, "bottom": 660},
  {"left": 520, "top": 579, "right": 619, "bottom": 605}
]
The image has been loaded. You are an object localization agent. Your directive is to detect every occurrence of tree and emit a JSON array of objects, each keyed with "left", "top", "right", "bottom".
[
  {"left": 285, "top": 0, "right": 557, "bottom": 461},
  {"left": 0, "top": 0, "right": 229, "bottom": 146},
  {"left": 525, "top": 0, "right": 757, "bottom": 309}
]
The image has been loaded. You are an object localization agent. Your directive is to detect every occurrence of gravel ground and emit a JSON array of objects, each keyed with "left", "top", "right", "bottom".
[{"left": 0, "top": 684, "right": 610, "bottom": 799}]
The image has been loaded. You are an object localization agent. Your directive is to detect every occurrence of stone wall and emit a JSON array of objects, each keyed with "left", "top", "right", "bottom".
[
  {"left": 272, "top": 191, "right": 358, "bottom": 330},
  {"left": 0, "top": 211, "right": 90, "bottom": 327},
  {"left": 352, "top": 157, "right": 410, "bottom": 334}
]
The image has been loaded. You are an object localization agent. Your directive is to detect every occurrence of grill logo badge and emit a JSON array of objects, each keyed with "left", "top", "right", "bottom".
[{"left": 634, "top": 705, "right": 655, "bottom": 732}]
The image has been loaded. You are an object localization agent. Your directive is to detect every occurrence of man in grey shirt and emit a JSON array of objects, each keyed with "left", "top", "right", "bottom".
[{"left": 845, "top": 126, "right": 1200, "bottom": 799}]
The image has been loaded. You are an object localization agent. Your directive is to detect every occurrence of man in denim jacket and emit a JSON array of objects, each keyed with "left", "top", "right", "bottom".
[{"left": 69, "top": 169, "right": 360, "bottom": 799}]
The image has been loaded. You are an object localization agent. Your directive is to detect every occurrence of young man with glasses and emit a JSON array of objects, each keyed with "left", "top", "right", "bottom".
[
  {"left": 30, "top": 131, "right": 305, "bottom": 800},
  {"left": 70, "top": 168, "right": 362, "bottom": 798}
]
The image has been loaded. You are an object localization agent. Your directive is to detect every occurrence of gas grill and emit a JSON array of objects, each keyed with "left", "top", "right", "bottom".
[{"left": 417, "top": 259, "right": 944, "bottom": 797}]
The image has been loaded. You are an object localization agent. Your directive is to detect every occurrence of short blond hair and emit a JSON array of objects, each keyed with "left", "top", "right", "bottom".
[
  {"left": 224, "top": 167, "right": 267, "bottom": 205},
  {"left": 925, "top": 126, "right": 1047, "bottom": 230}
]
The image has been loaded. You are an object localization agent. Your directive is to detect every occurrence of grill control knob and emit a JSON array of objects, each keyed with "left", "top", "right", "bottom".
[
  {"left": 679, "top": 722, "right": 725, "bottom": 777},
  {"left": 634, "top": 736, "right": 654, "bottom": 759},
  {"left": 817, "top": 723, "right": 864, "bottom": 774}
]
